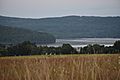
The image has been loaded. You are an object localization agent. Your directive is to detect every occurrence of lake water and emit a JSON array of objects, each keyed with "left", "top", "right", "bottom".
[{"left": 43, "top": 38, "right": 120, "bottom": 48}]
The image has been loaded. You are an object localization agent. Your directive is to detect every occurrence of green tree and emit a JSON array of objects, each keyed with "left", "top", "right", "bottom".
[
  {"left": 61, "top": 44, "right": 77, "bottom": 54},
  {"left": 113, "top": 41, "right": 120, "bottom": 50},
  {"left": 113, "top": 40, "right": 120, "bottom": 53},
  {"left": 7, "top": 41, "right": 36, "bottom": 56}
]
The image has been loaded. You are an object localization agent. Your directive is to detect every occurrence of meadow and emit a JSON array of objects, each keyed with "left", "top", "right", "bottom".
[{"left": 0, "top": 54, "right": 120, "bottom": 80}]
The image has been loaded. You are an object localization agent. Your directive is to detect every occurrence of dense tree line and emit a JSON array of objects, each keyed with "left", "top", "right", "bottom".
[
  {"left": 80, "top": 43, "right": 120, "bottom": 54},
  {"left": 0, "top": 41, "right": 120, "bottom": 56},
  {"left": 0, "top": 41, "right": 77, "bottom": 56}
]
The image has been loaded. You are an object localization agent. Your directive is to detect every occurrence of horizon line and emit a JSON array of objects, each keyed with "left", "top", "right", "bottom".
[{"left": 0, "top": 14, "right": 120, "bottom": 19}]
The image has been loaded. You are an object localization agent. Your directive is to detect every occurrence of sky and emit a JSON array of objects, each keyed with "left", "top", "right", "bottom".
[{"left": 0, "top": 0, "right": 120, "bottom": 18}]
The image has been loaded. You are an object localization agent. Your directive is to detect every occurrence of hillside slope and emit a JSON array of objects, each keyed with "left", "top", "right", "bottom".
[
  {"left": 0, "top": 25, "right": 56, "bottom": 44},
  {"left": 0, "top": 16, "right": 120, "bottom": 38}
]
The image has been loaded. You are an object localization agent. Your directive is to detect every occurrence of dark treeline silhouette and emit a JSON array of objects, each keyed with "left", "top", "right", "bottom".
[
  {"left": 0, "top": 41, "right": 120, "bottom": 56},
  {"left": 80, "top": 43, "right": 120, "bottom": 54}
]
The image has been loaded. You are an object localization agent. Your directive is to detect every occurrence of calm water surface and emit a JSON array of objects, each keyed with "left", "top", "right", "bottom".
[{"left": 44, "top": 38, "right": 120, "bottom": 48}]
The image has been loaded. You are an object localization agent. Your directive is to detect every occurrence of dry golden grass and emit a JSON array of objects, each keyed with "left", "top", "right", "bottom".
[{"left": 0, "top": 54, "right": 120, "bottom": 80}]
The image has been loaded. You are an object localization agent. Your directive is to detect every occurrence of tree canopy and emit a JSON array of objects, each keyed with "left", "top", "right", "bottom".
[{"left": 0, "top": 41, "right": 120, "bottom": 56}]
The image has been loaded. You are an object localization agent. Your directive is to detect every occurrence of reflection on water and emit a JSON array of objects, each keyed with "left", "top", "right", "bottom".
[{"left": 45, "top": 38, "right": 120, "bottom": 48}]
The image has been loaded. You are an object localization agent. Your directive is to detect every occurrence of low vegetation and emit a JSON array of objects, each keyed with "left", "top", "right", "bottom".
[{"left": 0, "top": 54, "right": 119, "bottom": 80}]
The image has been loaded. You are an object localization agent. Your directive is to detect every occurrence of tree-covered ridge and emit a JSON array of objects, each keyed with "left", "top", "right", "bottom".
[
  {"left": 0, "top": 25, "right": 56, "bottom": 44},
  {"left": 0, "top": 15, "right": 120, "bottom": 38}
]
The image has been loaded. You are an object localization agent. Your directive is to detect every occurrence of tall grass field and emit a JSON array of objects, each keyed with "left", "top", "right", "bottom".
[{"left": 0, "top": 54, "right": 120, "bottom": 80}]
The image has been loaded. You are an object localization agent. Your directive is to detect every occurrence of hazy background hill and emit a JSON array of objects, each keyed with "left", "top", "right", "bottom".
[
  {"left": 0, "top": 15, "right": 120, "bottom": 38},
  {"left": 0, "top": 25, "right": 55, "bottom": 44}
]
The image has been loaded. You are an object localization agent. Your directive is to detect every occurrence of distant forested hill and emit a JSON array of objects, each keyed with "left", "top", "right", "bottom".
[
  {"left": 0, "top": 15, "right": 120, "bottom": 38},
  {"left": 0, "top": 25, "right": 55, "bottom": 44}
]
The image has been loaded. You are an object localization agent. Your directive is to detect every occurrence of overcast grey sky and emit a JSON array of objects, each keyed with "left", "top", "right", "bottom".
[{"left": 0, "top": 0, "right": 120, "bottom": 18}]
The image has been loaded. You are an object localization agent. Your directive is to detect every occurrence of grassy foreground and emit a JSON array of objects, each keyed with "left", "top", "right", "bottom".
[{"left": 0, "top": 54, "right": 120, "bottom": 80}]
